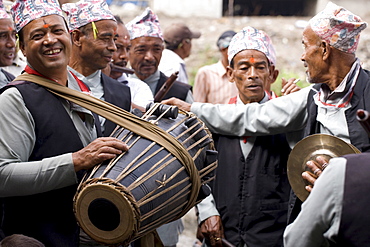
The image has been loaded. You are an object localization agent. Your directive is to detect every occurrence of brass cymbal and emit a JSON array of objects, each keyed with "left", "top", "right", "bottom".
[{"left": 287, "top": 134, "right": 360, "bottom": 202}]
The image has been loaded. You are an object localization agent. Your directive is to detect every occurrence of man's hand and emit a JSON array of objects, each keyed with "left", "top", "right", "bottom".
[
  {"left": 281, "top": 78, "right": 301, "bottom": 96},
  {"left": 161, "top": 97, "right": 192, "bottom": 112},
  {"left": 200, "top": 215, "right": 224, "bottom": 247},
  {"left": 302, "top": 156, "right": 329, "bottom": 192},
  {"left": 72, "top": 137, "right": 129, "bottom": 171}
]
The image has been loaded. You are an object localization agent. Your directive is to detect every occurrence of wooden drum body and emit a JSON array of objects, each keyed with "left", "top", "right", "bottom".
[{"left": 73, "top": 104, "right": 217, "bottom": 246}]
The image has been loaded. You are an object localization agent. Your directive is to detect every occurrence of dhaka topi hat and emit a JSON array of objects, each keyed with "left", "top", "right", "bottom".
[
  {"left": 308, "top": 1, "right": 367, "bottom": 54},
  {"left": 126, "top": 7, "right": 163, "bottom": 41},
  {"left": 217, "top": 30, "right": 236, "bottom": 49},
  {"left": 259, "top": 29, "right": 277, "bottom": 65},
  {"left": 62, "top": 0, "right": 115, "bottom": 32},
  {"left": 11, "top": 0, "right": 63, "bottom": 32},
  {"left": 228, "top": 26, "right": 275, "bottom": 65},
  {"left": 0, "top": 0, "right": 10, "bottom": 19}
]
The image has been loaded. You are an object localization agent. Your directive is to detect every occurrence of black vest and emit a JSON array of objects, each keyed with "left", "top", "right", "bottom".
[
  {"left": 154, "top": 72, "right": 192, "bottom": 101},
  {"left": 335, "top": 153, "right": 370, "bottom": 246},
  {"left": 288, "top": 68, "right": 370, "bottom": 224},
  {"left": 213, "top": 134, "right": 291, "bottom": 247},
  {"left": 94, "top": 73, "right": 131, "bottom": 137},
  {"left": 1, "top": 82, "right": 84, "bottom": 247}
]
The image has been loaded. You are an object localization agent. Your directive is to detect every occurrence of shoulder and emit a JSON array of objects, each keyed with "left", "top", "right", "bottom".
[
  {"left": 197, "top": 62, "right": 220, "bottom": 73},
  {"left": 173, "top": 80, "right": 192, "bottom": 91},
  {"left": 102, "top": 73, "right": 130, "bottom": 90},
  {"left": 0, "top": 87, "right": 25, "bottom": 110},
  {"left": 1, "top": 69, "right": 15, "bottom": 81}
]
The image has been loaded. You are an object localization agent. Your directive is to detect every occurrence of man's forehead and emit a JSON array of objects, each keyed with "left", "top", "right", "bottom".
[
  {"left": 0, "top": 18, "right": 14, "bottom": 31},
  {"left": 302, "top": 25, "right": 319, "bottom": 43},
  {"left": 117, "top": 23, "right": 129, "bottom": 37},
  {"left": 131, "top": 36, "right": 163, "bottom": 46},
  {"left": 27, "top": 15, "right": 65, "bottom": 28},
  {"left": 235, "top": 49, "right": 269, "bottom": 61}
]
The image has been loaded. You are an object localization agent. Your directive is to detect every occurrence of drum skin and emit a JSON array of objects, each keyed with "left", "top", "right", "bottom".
[{"left": 74, "top": 107, "right": 217, "bottom": 246}]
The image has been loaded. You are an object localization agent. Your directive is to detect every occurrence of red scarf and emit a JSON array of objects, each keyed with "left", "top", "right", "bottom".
[
  {"left": 24, "top": 65, "right": 90, "bottom": 93},
  {"left": 228, "top": 96, "right": 250, "bottom": 143}
]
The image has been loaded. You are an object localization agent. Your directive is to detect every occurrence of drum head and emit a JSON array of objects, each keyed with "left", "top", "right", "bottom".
[
  {"left": 287, "top": 134, "right": 360, "bottom": 202},
  {"left": 74, "top": 180, "right": 140, "bottom": 245}
]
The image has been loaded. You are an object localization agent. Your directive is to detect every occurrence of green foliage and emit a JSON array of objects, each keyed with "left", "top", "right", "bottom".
[
  {"left": 271, "top": 70, "right": 310, "bottom": 96},
  {"left": 188, "top": 44, "right": 219, "bottom": 87}
]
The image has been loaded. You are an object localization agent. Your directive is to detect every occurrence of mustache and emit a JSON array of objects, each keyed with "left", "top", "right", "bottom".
[
  {"left": 114, "top": 61, "right": 127, "bottom": 67},
  {"left": 141, "top": 61, "right": 156, "bottom": 66}
]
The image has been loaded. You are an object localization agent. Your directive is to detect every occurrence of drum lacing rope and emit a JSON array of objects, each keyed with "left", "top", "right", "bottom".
[{"left": 13, "top": 73, "right": 201, "bottom": 215}]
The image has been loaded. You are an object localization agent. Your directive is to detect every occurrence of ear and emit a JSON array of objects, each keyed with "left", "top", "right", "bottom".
[
  {"left": 177, "top": 40, "right": 185, "bottom": 49},
  {"left": 226, "top": 66, "right": 235, "bottom": 83},
  {"left": 321, "top": 40, "right": 331, "bottom": 61},
  {"left": 19, "top": 40, "right": 26, "bottom": 57},
  {"left": 269, "top": 66, "right": 279, "bottom": 84},
  {"left": 71, "top": 30, "right": 83, "bottom": 47}
]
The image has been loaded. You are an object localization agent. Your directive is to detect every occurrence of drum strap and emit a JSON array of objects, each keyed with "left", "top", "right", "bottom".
[{"left": 13, "top": 73, "right": 200, "bottom": 213}]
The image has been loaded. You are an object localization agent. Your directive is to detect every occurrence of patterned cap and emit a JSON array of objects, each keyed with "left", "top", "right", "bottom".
[
  {"left": 11, "top": 0, "right": 63, "bottom": 32},
  {"left": 260, "top": 29, "right": 276, "bottom": 65},
  {"left": 62, "top": 0, "right": 115, "bottom": 32},
  {"left": 228, "top": 26, "right": 275, "bottom": 65},
  {"left": 126, "top": 7, "right": 163, "bottom": 41},
  {"left": 308, "top": 1, "right": 367, "bottom": 54},
  {"left": 0, "top": 0, "right": 10, "bottom": 19}
]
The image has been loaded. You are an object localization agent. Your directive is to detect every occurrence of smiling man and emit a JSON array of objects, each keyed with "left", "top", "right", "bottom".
[
  {"left": 0, "top": 1, "right": 15, "bottom": 88},
  {"left": 0, "top": 0, "right": 128, "bottom": 245},
  {"left": 63, "top": 0, "right": 131, "bottom": 137}
]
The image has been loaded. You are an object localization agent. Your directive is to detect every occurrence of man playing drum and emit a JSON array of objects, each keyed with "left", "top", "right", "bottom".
[{"left": 0, "top": 0, "right": 128, "bottom": 245}]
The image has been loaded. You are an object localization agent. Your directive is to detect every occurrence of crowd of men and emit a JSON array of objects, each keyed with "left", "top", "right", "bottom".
[{"left": 0, "top": 0, "right": 369, "bottom": 246}]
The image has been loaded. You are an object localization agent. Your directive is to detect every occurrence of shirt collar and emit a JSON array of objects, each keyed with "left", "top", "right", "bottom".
[{"left": 236, "top": 92, "right": 270, "bottom": 105}]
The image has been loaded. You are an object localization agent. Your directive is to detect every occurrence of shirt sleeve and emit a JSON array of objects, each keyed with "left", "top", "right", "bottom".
[
  {"left": 0, "top": 88, "right": 78, "bottom": 197},
  {"left": 190, "top": 86, "right": 311, "bottom": 136},
  {"left": 283, "top": 157, "right": 346, "bottom": 247},
  {"left": 196, "top": 193, "right": 220, "bottom": 224},
  {"left": 185, "top": 90, "right": 194, "bottom": 104},
  {"left": 130, "top": 78, "right": 154, "bottom": 108}
]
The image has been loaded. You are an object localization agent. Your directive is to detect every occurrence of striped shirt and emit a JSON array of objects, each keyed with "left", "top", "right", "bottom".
[{"left": 193, "top": 60, "right": 237, "bottom": 104}]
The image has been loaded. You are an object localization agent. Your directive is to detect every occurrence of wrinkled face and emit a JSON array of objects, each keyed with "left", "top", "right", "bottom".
[
  {"left": 0, "top": 19, "right": 16, "bottom": 67},
  {"left": 111, "top": 23, "right": 131, "bottom": 79},
  {"left": 20, "top": 15, "right": 71, "bottom": 75},
  {"left": 78, "top": 19, "right": 117, "bottom": 73},
  {"left": 227, "top": 49, "right": 271, "bottom": 104},
  {"left": 129, "top": 36, "right": 164, "bottom": 80},
  {"left": 301, "top": 26, "right": 326, "bottom": 84}
]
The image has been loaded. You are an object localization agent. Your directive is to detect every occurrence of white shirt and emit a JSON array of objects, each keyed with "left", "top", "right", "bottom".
[
  {"left": 158, "top": 49, "right": 188, "bottom": 84},
  {"left": 117, "top": 73, "right": 153, "bottom": 108},
  {"left": 68, "top": 67, "right": 107, "bottom": 132}
]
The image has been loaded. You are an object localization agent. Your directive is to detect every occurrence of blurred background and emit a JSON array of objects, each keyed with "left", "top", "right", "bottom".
[{"left": 110, "top": 0, "right": 370, "bottom": 95}]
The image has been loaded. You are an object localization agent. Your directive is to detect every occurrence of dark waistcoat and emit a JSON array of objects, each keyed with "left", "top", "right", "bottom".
[
  {"left": 336, "top": 153, "right": 370, "bottom": 247},
  {"left": 154, "top": 72, "right": 192, "bottom": 102},
  {"left": 94, "top": 73, "right": 131, "bottom": 137},
  {"left": 1, "top": 81, "right": 84, "bottom": 247},
  {"left": 213, "top": 134, "right": 291, "bottom": 247}
]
